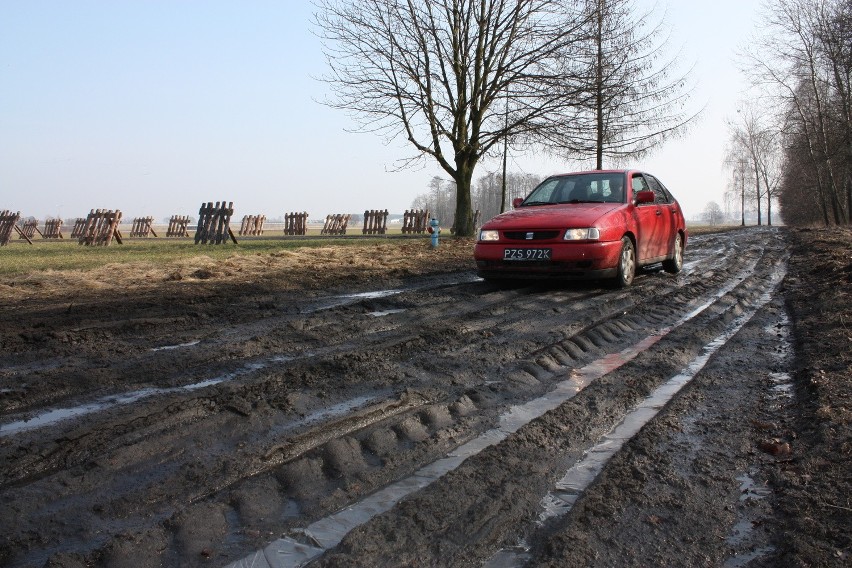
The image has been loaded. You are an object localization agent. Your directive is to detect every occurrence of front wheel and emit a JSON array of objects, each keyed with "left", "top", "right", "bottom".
[
  {"left": 663, "top": 233, "right": 684, "bottom": 274},
  {"left": 613, "top": 236, "right": 636, "bottom": 288}
]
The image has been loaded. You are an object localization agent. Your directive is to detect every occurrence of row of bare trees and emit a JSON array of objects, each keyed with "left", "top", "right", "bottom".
[
  {"left": 411, "top": 171, "right": 542, "bottom": 227},
  {"left": 727, "top": 0, "right": 851, "bottom": 226},
  {"left": 316, "top": 0, "right": 697, "bottom": 236}
]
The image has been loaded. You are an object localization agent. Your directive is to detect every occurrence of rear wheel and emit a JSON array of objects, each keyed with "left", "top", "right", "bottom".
[
  {"left": 614, "top": 236, "right": 636, "bottom": 288},
  {"left": 663, "top": 233, "right": 684, "bottom": 274}
]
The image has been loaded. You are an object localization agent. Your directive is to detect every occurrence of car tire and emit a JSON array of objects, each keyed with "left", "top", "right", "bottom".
[
  {"left": 614, "top": 236, "right": 636, "bottom": 288},
  {"left": 663, "top": 233, "right": 684, "bottom": 274}
]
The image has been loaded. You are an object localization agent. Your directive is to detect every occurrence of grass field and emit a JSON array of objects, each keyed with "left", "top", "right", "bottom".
[{"left": 0, "top": 231, "right": 430, "bottom": 277}]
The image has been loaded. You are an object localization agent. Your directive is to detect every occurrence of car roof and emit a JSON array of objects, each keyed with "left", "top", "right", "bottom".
[{"left": 547, "top": 169, "right": 640, "bottom": 177}]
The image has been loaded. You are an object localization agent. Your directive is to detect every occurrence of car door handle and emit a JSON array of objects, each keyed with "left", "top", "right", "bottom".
[{"left": 655, "top": 210, "right": 662, "bottom": 216}]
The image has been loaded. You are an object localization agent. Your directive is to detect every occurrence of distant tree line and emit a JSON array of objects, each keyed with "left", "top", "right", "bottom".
[
  {"left": 411, "top": 172, "right": 542, "bottom": 229},
  {"left": 728, "top": 0, "right": 851, "bottom": 226}
]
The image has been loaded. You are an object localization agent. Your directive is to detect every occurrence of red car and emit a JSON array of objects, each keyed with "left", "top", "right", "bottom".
[{"left": 474, "top": 170, "right": 687, "bottom": 287}]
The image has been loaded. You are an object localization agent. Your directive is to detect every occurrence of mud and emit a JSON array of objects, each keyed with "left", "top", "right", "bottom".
[{"left": 0, "top": 228, "right": 849, "bottom": 567}]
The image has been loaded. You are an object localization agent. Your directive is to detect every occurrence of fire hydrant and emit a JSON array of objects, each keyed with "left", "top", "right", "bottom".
[{"left": 427, "top": 218, "right": 440, "bottom": 248}]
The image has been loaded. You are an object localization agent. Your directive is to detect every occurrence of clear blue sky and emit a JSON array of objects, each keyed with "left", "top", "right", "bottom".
[{"left": 0, "top": 0, "right": 762, "bottom": 223}]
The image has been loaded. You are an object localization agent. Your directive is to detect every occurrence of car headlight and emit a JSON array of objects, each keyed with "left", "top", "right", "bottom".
[
  {"left": 479, "top": 230, "right": 500, "bottom": 241},
  {"left": 563, "top": 228, "right": 600, "bottom": 241}
]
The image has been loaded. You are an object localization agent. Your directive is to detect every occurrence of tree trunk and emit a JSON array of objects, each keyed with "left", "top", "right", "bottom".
[
  {"left": 847, "top": 169, "right": 852, "bottom": 224},
  {"left": 453, "top": 158, "right": 476, "bottom": 237},
  {"left": 753, "top": 160, "right": 762, "bottom": 226},
  {"left": 595, "top": 0, "right": 604, "bottom": 171},
  {"left": 767, "top": 192, "right": 772, "bottom": 226},
  {"left": 741, "top": 166, "right": 746, "bottom": 226}
]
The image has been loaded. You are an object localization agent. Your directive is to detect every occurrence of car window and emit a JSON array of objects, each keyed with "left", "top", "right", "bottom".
[
  {"left": 649, "top": 175, "right": 675, "bottom": 202},
  {"left": 632, "top": 174, "right": 649, "bottom": 196},
  {"left": 524, "top": 178, "right": 561, "bottom": 203},
  {"left": 645, "top": 176, "right": 671, "bottom": 204},
  {"left": 526, "top": 174, "right": 627, "bottom": 204},
  {"left": 601, "top": 176, "right": 626, "bottom": 203}
]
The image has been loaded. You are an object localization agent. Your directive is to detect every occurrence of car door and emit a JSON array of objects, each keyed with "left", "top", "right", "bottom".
[
  {"left": 631, "top": 173, "right": 663, "bottom": 261},
  {"left": 645, "top": 175, "right": 676, "bottom": 258}
]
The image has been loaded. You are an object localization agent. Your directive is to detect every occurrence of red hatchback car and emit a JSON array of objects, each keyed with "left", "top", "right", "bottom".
[{"left": 474, "top": 170, "right": 687, "bottom": 287}]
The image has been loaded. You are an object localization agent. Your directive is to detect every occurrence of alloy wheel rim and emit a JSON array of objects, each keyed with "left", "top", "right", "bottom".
[
  {"left": 674, "top": 235, "right": 683, "bottom": 269},
  {"left": 622, "top": 244, "right": 635, "bottom": 282}
]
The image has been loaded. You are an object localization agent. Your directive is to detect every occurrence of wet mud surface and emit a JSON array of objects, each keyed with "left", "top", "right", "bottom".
[{"left": 0, "top": 228, "right": 849, "bottom": 567}]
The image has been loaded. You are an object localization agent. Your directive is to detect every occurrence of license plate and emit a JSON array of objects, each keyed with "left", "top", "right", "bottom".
[{"left": 503, "top": 248, "right": 552, "bottom": 261}]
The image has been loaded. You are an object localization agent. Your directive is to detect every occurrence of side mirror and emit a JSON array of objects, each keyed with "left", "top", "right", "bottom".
[
  {"left": 512, "top": 197, "right": 524, "bottom": 208},
  {"left": 635, "top": 190, "right": 655, "bottom": 204}
]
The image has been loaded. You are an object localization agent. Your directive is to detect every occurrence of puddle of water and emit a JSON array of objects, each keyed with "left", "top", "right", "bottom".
[
  {"left": 300, "top": 273, "right": 481, "bottom": 314},
  {"left": 485, "top": 543, "right": 532, "bottom": 568},
  {"left": 723, "top": 546, "right": 776, "bottom": 568},
  {"left": 266, "top": 394, "right": 382, "bottom": 438},
  {"left": 0, "top": 357, "right": 293, "bottom": 437},
  {"left": 0, "top": 388, "right": 162, "bottom": 436},
  {"left": 768, "top": 371, "right": 793, "bottom": 399},
  {"left": 150, "top": 340, "right": 201, "bottom": 352},
  {"left": 723, "top": 472, "right": 775, "bottom": 567},
  {"left": 366, "top": 309, "right": 407, "bottom": 318},
  {"left": 229, "top": 265, "right": 785, "bottom": 568},
  {"left": 300, "top": 289, "right": 406, "bottom": 313},
  {"left": 735, "top": 472, "right": 772, "bottom": 504}
]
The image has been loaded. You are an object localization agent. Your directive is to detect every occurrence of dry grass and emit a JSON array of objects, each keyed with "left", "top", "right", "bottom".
[{"left": 0, "top": 237, "right": 476, "bottom": 301}]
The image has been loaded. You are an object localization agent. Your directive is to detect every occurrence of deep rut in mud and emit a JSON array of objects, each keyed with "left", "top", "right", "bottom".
[{"left": 0, "top": 228, "right": 806, "bottom": 567}]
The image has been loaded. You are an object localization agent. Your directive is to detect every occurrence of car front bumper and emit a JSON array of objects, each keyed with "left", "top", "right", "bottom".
[{"left": 473, "top": 240, "right": 623, "bottom": 280}]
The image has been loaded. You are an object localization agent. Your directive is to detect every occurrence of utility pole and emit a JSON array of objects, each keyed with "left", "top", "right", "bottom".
[{"left": 500, "top": 91, "right": 509, "bottom": 212}]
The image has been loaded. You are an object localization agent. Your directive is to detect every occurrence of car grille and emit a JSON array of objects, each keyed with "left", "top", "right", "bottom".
[{"left": 503, "top": 231, "right": 560, "bottom": 241}]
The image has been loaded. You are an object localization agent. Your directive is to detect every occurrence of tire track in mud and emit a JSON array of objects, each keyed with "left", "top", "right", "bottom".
[
  {"left": 311, "top": 231, "right": 790, "bottom": 568},
  {"left": 0, "top": 229, "right": 787, "bottom": 568},
  {"left": 233, "top": 231, "right": 789, "bottom": 567}
]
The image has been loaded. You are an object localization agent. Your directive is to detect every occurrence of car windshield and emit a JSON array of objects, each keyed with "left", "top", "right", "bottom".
[{"left": 522, "top": 173, "right": 626, "bottom": 205}]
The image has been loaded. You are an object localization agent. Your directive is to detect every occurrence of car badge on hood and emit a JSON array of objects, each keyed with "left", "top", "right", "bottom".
[{"left": 526, "top": 232, "right": 534, "bottom": 240}]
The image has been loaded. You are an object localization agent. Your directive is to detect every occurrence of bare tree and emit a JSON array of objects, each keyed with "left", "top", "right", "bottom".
[
  {"left": 552, "top": 0, "right": 699, "bottom": 168},
  {"left": 702, "top": 201, "right": 724, "bottom": 226},
  {"left": 723, "top": 152, "right": 749, "bottom": 227},
  {"left": 315, "top": 0, "right": 594, "bottom": 237},
  {"left": 726, "top": 104, "right": 783, "bottom": 225},
  {"left": 472, "top": 170, "right": 540, "bottom": 221},
  {"left": 741, "top": 0, "right": 851, "bottom": 225}
]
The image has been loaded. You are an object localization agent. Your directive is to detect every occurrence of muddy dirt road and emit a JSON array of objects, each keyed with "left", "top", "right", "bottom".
[{"left": 0, "top": 227, "right": 849, "bottom": 567}]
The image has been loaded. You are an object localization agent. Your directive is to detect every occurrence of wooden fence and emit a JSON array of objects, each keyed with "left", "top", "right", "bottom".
[
  {"left": 0, "top": 210, "right": 22, "bottom": 246},
  {"left": 195, "top": 201, "right": 237, "bottom": 244},
  {"left": 321, "top": 214, "right": 350, "bottom": 235},
  {"left": 70, "top": 218, "right": 86, "bottom": 239},
  {"left": 167, "top": 215, "right": 191, "bottom": 237},
  {"left": 362, "top": 209, "right": 388, "bottom": 235},
  {"left": 130, "top": 216, "right": 157, "bottom": 238},
  {"left": 78, "top": 209, "right": 123, "bottom": 246},
  {"left": 238, "top": 215, "right": 266, "bottom": 236},
  {"left": 43, "top": 219, "right": 63, "bottom": 239},
  {"left": 284, "top": 212, "right": 308, "bottom": 236},
  {"left": 402, "top": 209, "right": 430, "bottom": 234},
  {"left": 20, "top": 219, "right": 41, "bottom": 240}
]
